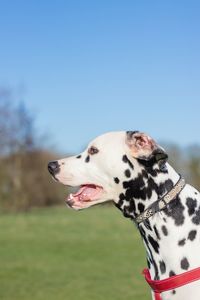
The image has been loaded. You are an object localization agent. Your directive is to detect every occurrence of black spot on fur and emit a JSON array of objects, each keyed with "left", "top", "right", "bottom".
[
  {"left": 120, "top": 175, "right": 185, "bottom": 226},
  {"left": 139, "top": 226, "right": 147, "bottom": 240},
  {"left": 178, "top": 238, "right": 186, "bottom": 246},
  {"left": 188, "top": 230, "right": 197, "bottom": 241},
  {"left": 192, "top": 206, "right": 200, "bottom": 225},
  {"left": 181, "top": 257, "right": 189, "bottom": 270},
  {"left": 123, "top": 175, "right": 145, "bottom": 200},
  {"left": 137, "top": 157, "right": 168, "bottom": 176},
  {"left": 119, "top": 193, "right": 125, "bottom": 201},
  {"left": 164, "top": 196, "right": 185, "bottom": 226},
  {"left": 144, "top": 219, "right": 152, "bottom": 231},
  {"left": 122, "top": 206, "right": 132, "bottom": 218},
  {"left": 117, "top": 198, "right": 136, "bottom": 219},
  {"left": 126, "top": 130, "right": 139, "bottom": 137},
  {"left": 157, "top": 179, "right": 174, "bottom": 195},
  {"left": 122, "top": 155, "right": 128, "bottom": 163},
  {"left": 125, "top": 169, "right": 131, "bottom": 178},
  {"left": 119, "top": 176, "right": 177, "bottom": 221},
  {"left": 123, "top": 199, "right": 135, "bottom": 218},
  {"left": 115, "top": 194, "right": 125, "bottom": 212},
  {"left": 139, "top": 226, "right": 159, "bottom": 280},
  {"left": 147, "top": 258, "right": 151, "bottom": 269},
  {"left": 114, "top": 177, "right": 120, "bottom": 184},
  {"left": 169, "top": 270, "right": 176, "bottom": 277},
  {"left": 159, "top": 260, "right": 166, "bottom": 274},
  {"left": 123, "top": 175, "right": 175, "bottom": 210},
  {"left": 76, "top": 155, "right": 82, "bottom": 159},
  {"left": 138, "top": 202, "right": 145, "bottom": 213},
  {"left": 154, "top": 263, "right": 160, "bottom": 280},
  {"left": 148, "top": 235, "right": 159, "bottom": 254},
  {"left": 128, "top": 161, "right": 134, "bottom": 170},
  {"left": 172, "top": 290, "right": 176, "bottom": 295},
  {"left": 122, "top": 172, "right": 157, "bottom": 201},
  {"left": 85, "top": 155, "right": 90, "bottom": 163},
  {"left": 122, "top": 155, "right": 134, "bottom": 169},
  {"left": 153, "top": 225, "right": 160, "bottom": 240},
  {"left": 161, "top": 225, "right": 168, "bottom": 236},
  {"left": 186, "top": 197, "right": 197, "bottom": 216}
]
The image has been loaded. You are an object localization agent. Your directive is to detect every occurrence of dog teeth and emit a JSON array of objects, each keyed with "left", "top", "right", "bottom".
[
  {"left": 80, "top": 195, "right": 84, "bottom": 201},
  {"left": 69, "top": 194, "right": 74, "bottom": 200}
]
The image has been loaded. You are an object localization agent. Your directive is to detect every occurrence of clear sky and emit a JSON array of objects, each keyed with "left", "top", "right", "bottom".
[{"left": 0, "top": 0, "right": 200, "bottom": 154}]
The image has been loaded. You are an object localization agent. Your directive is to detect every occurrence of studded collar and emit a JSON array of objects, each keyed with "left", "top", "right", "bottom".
[{"left": 135, "top": 176, "right": 186, "bottom": 224}]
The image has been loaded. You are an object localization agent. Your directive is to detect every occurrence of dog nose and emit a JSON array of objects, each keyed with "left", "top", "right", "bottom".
[{"left": 48, "top": 161, "right": 60, "bottom": 175}]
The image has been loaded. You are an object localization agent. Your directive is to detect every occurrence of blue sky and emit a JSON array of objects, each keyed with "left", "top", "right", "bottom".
[{"left": 0, "top": 1, "right": 200, "bottom": 154}]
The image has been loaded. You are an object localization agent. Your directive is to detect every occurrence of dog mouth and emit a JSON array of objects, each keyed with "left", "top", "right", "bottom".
[{"left": 65, "top": 184, "right": 104, "bottom": 210}]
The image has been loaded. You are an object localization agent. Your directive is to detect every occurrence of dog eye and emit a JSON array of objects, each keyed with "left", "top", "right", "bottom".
[{"left": 88, "top": 146, "right": 99, "bottom": 155}]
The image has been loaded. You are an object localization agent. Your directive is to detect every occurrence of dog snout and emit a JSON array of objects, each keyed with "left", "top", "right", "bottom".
[{"left": 48, "top": 161, "right": 60, "bottom": 176}]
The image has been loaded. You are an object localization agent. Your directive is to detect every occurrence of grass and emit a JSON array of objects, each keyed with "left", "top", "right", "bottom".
[{"left": 0, "top": 206, "right": 150, "bottom": 300}]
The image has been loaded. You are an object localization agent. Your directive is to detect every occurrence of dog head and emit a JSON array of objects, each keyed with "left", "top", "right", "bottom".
[{"left": 48, "top": 131, "right": 168, "bottom": 210}]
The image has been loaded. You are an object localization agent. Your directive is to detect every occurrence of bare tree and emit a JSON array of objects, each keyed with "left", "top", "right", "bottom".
[{"left": 0, "top": 87, "right": 64, "bottom": 211}]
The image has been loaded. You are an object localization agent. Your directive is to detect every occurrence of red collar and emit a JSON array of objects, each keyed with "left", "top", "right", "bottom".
[{"left": 143, "top": 267, "right": 200, "bottom": 300}]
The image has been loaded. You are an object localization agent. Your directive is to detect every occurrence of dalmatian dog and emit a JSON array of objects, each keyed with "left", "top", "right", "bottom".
[{"left": 48, "top": 131, "right": 200, "bottom": 300}]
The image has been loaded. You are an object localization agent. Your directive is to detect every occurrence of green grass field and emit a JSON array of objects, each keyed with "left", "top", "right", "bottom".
[{"left": 0, "top": 206, "right": 150, "bottom": 300}]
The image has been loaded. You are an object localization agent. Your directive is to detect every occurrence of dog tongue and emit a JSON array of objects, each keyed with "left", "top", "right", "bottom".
[{"left": 73, "top": 185, "right": 102, "bottom": 202}]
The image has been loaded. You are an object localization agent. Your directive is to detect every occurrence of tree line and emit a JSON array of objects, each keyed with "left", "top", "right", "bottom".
[
  {"left": 0, "top": 88, "right": 199, "bottom": 211},
  {"left": 0, "top": 88, "right": 65, "bottom": 211}
]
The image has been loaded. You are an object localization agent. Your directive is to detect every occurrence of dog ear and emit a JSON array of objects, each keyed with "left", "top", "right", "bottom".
[{"left": 126, "top": 131, "right": 168, "bottom": 167}]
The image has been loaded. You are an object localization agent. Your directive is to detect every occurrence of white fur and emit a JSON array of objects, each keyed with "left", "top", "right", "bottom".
[{"left": 54, "top": 131, "right": 200, "bottom": 300}]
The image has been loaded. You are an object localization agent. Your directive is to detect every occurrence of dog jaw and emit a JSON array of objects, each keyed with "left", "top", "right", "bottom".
[{"left": 65, "top": 184, "right": 106, "bottom": 210}]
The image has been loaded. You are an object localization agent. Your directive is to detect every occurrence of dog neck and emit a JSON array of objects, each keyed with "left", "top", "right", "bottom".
[{"left": 115, "top": 160, "right": 197, "bottom": 282}]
